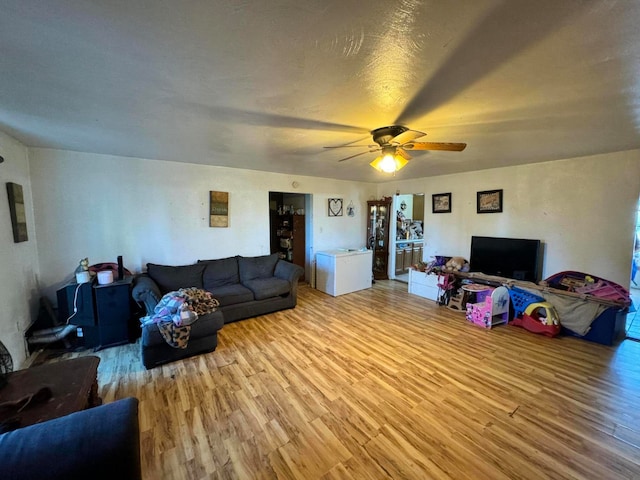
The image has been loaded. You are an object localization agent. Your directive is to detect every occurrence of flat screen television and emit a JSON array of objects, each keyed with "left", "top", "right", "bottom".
[{"left": 469, "top": 236, "right": 542, "bottom": 282}]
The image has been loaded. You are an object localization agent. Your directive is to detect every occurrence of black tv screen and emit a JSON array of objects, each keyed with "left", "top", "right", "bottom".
[{"left": 469, "top": 236, "right": 542, "bottom": 282}]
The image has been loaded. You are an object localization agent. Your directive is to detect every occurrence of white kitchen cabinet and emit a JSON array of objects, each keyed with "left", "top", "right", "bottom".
[{"left": 315, "top": 250, "right": 373, "bottom": 296}]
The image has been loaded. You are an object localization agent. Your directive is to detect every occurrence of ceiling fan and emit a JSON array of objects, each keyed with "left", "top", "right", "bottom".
[{"left": 325, "top": 125, "right": 466, "bottom": 173}]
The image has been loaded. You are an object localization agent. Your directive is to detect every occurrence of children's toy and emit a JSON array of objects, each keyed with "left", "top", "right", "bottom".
[
  {"left": 436, "top": 273, "right": 456, "bottom": 306},
  {"left": 510, "top": 314, "right": 561, "bottom": 337},
  {"left": 442, "top": 256, "right": 470, "bottom": 273},
  {"left": 511, "top": 301, "right": 561, "bottom": 337},
  {"left": 543, "top": 271, "right": 631, "bottom": 306},
  {"left": 523, "top": 302, "right": 560, "bottom": 326},
  {"left": 508, "top": 286, "right": 545, "bottom": 318},
  {"left": 465, "top": 286, "right": 510, "bottom": 328}
]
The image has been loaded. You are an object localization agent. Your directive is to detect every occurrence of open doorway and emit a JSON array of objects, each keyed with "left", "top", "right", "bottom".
[
  {"left": 390, "top": 193, "right": 425, "bottom": 283},
  {"left": 627, "top": 196, "right": 640, "bottom": 340},
  {"left": 269, "top": 192, "right": 312, "bottom": 283}
]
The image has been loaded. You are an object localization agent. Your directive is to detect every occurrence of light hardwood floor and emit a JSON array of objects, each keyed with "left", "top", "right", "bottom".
[{"left": 42, "top": 281, "right": 640, "bottom": 479}]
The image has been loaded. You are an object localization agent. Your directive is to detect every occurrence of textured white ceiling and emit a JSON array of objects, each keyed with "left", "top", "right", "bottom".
[{"left": 1, "top": 0, "right": 639, "bottom": 183}]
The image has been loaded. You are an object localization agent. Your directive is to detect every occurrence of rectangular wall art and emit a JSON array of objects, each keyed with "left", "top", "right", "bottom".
[
  {"left": 209, "top": 191, "right": 229, "bottom": 227},
  {"left": 6, "top": 182, "right": 28, "bottom": 242},
  {"left": 432, "top": 192, "right": 452, "bottom": 213},
  {"left": 477, "top": 189, "right": 503, "bottom": 214}
]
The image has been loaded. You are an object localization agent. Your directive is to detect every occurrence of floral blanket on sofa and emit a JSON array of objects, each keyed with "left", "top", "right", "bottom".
[{"left": 140, "top": 288, "right": 219, "bottom": 348}]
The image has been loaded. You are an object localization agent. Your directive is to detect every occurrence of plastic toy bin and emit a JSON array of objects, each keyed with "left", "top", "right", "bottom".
[{"left": 508, "top": 286, "right": 545, "bottom": 318}]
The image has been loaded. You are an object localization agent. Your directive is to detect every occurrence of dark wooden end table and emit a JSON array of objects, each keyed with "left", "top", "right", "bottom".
[{"left": 0, "top": 355, "right": 102, "bottom": 429}]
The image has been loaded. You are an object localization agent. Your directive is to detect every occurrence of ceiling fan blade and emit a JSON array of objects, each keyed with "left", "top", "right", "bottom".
[
  {"left": 324, "top": 144, "right": 378, "bottom": 149},
  {"left": 402, "top": 142, "right": 467, "bottom": 152},
  {"left": 337, "top": 149, "right": 379, "bottom": 162},
  {"left": 391, "top": 129, "right": 426, "bottom": 146},
  {"left": 395, "top": 148, "right": 412, "bottom": 160}
]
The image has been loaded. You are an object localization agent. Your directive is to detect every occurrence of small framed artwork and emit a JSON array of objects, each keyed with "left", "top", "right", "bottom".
[
  {"left": 328, "top": 198, "right": 343, "bottom": 217},
  {"left": 432, "top": 192, "right": 451, "bottom": 214},
  {"left": 6, "top": 182, "right": 28, "bottom": 242},
  {"left": 477, "top": 189, "right": 503, "bottom": 213},
  {"left": 209, "top": 191, "right": 229, "bottom": 227},
  {"left": 346, "top": 201, "right": 355, "bottom": 217}
]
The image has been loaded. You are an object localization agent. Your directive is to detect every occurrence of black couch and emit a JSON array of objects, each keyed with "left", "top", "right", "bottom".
[
  {"left": 0, "top": 397, "right": 140, "bottom": 480},
  {"left": 132, "top": 254, "right": 304, "bottom": 368}
]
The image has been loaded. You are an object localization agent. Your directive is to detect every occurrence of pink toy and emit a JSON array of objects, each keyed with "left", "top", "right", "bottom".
[{"left": 465, "top": 286, "right": 510, "bottom": 329}]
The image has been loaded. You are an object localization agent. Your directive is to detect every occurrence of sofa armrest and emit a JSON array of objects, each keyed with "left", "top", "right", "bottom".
[
  {"left": 132, "top": 274, "right": 162, "bottom": 315},
  {"left": 275, "top": 260, "right": 304, "bottom": 297},
  {"left": 275, "top": 259, "right": 304, "bottom": 283},
  {"left": 0, "top": 397, "right": 141, "bottom": 480}
]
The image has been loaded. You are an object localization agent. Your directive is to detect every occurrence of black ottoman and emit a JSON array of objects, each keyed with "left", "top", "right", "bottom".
[{"left": 141, "top": 310, "right": 224, "bottom": 369}]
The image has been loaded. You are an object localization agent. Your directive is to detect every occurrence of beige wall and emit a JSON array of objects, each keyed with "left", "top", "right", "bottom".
[
  {"left": 28, "top": 148, "right": 377, "bottom": 301},
  {"left": 2, "top": 137, "right": 638, "bottom": 368},
  {"left": 378, "top": 150, "right": 640, "bottom": 287},
  {"left": 0, "top": 131, "right": 40, "bottom": 368}
]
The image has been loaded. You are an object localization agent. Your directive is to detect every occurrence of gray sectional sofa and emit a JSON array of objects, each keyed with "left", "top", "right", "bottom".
[
  {"left": 132, "top": 254, "right": 304, "bottom": 368},
  {"left": 1, "top": 398, "right": 141, "bottom": 480}
]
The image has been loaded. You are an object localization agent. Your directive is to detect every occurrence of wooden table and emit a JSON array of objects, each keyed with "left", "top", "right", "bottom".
[{"left": 0, "top": 356, "right": 101, "bottom": 429}]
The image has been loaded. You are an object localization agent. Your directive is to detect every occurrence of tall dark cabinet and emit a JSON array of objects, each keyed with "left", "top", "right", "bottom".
[{"left": 367, "top": 198, "right": 392, "bottom": 280}]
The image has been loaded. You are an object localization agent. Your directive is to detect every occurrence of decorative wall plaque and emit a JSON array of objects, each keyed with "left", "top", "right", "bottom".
[
  {"left": 209, "top": 191, "right": 229, "bottom": 227},
  {"left": 328, "top": 198, "right": 343, "bottom": 217}
]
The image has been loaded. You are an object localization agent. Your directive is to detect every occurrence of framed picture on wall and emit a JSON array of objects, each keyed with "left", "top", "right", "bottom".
[
  {"left": 432, "top": 192, "right": 451, "bottom": 213},
  {"left": 209, "top": 191, "right": 229, "bottom": 227},
  {"left": 477, "top": 189, "right": 503, "bottom": 213},
  {"left": 328, "top": 198, "right": 343, "bottom": 217},
  {"left": 6, "top": 182, "right": 28, "bottom": 242}
]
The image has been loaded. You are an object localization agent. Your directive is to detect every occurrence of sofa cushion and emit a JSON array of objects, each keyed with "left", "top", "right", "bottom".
[
  {"left": 0, "top": 398, "right": 141, "bottom": 480},
  {"left": 243, "top": 278, "right": 291, "bottom": 300},
  {"left": 238, "top": 254, "right": 279, "bottom": 282},
  {"left": 207, "top": 284, "right": 255, "bottom": 307},
  {"left": 146, "top": 263, "right": 205, "bottom": 293},
  {"left": 199, "top": 256, "right": 240, "bottom": 289}
]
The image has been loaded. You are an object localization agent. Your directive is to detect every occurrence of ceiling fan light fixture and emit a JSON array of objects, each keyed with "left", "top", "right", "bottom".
[
  {"left": 329, "top": 124, "right": 465, "bottom": 171},
  {"left": 370, "top": 153, "right": 408, "bottom": 173}
]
